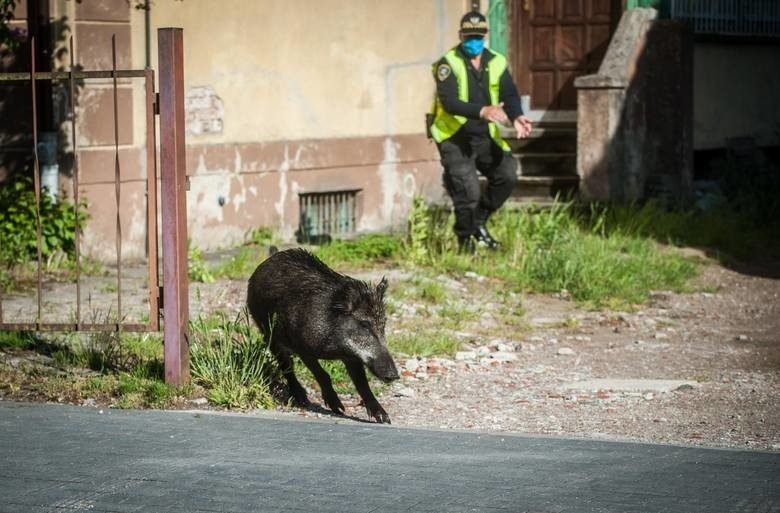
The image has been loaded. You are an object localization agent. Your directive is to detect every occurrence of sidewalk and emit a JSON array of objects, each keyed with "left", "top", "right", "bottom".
[{"left": 0, "top": 401, "right": 778, "bottom": 513}]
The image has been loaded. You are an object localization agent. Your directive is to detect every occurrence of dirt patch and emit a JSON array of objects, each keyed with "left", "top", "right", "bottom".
[
  {"left": 2, "top": 257, "right": 779, "bottom": 451},
  {"left": 316, "top": 263, "right": 780, "bottom": 451}
]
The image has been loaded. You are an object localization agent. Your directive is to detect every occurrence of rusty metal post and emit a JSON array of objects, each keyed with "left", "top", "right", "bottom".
[
  {"left": 69, "top": 36, "right": 82, "bottom": 329},
  {"left": 158, "top": 28, "right": 189, "bottom": 386},
  {"left": 145, "top": 68, "right": 160, "bottom": 332}
]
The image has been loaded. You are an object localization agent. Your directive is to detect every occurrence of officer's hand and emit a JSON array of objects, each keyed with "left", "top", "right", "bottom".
[
  {"left": 479, "top": 102, "right": 509, "bottom": 124},
  {"left": 513, "top": 115, "right": 533, "bottom": 139}
]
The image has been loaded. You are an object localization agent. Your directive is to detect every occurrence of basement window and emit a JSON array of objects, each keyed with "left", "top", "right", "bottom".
[{"left": 297, "top": 189, "right": 359, "bottom": 244}]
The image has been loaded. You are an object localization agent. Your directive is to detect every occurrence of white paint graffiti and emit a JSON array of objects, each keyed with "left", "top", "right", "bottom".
[
  {"left": 272, "top": 144, "right": 305, "bottom": 240},
  {"left": 185, "top": 86, "right": 224, "bottom": 136},
  {"left": 359, "top": 138, "right": 416, "bottom": 232}
]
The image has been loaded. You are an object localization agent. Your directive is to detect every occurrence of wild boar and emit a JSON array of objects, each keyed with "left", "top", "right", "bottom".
[{"left": 247, "top": 248, "right": 398, "bottom": 423}]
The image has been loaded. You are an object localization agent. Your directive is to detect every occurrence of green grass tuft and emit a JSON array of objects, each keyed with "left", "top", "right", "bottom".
[
  {"left": 314, "top": 233, "right": 403, "bottom": 266},
  {"left": 400, "top": 198, "right": 701, "bottom": 309},
  {"left": 294, "top": 358, "right": 355, "bottom": 395},
  {"left": 0, "top": 331, "right": 38, "bottom": 350},
  {"left": 189, "top": 310, "right": 278, "bottom": 410},
  {"left": 388, "top": 330, "right": 464, "bottom": 358},
  {"left": 211, "top": 246, "right": 263, "bottom": 280}
]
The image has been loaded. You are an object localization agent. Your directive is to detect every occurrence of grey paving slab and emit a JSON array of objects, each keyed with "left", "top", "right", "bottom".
[
  {"left": 562, "top": 379, "right": 698, "bottom": 393},
  {"left": 0, "top": 401, "right": 778, "bottom": 513}
]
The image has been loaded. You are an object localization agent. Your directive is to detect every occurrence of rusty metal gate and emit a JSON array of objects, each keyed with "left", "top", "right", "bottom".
[{"left": 0, "top": 28, "right": 189, "bottom": 385}]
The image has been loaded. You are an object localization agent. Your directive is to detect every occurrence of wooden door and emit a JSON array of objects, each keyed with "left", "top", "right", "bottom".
[{"left": 510, "top": 0, "right": 621, "bottom": 111}]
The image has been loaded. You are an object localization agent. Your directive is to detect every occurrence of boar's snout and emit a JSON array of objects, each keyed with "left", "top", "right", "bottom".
[{"left": 369, "top": 349, "right": 399, "bottom": 383}]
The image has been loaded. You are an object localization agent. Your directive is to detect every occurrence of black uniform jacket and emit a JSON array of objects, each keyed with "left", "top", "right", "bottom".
[{"left": 434, "top": 45, "right": 524, "bottom": 137}]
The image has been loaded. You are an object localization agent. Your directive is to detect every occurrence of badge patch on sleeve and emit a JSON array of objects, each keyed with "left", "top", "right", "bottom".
[{"left": 436, "top": 63, "right": 452, "bottom": 82}]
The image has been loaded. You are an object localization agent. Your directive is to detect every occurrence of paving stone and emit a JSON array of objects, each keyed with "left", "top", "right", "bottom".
[{"left": 563, "top": 379, "right": 699, "bottom": 393}]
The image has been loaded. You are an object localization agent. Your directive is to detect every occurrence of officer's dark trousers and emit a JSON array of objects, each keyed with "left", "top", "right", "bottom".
[{"left": 438, "top": 133, "right": 518, "bottom": 238}]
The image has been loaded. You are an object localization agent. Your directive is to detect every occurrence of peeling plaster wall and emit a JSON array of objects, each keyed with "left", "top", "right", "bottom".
[
  {"left": 184, "top": 134, "right": 446, "bottom": 251},
  {"left": 61, "top": 0, "right": 475, "bottom": 259},
  {"left": 99, "top": 0, "right": 470, "bottom": 253}
]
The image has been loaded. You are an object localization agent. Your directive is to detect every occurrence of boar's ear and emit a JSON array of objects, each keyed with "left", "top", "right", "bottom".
[
  {"left": 376, "top": 276, "right": 388, "bottom": 298},
  {"left": 332, "top": 284, "right": 358, "bottom": 314}
]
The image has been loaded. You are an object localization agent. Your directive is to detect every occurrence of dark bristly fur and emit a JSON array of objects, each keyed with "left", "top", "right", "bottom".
[{"left": 247, "top": 248, "right": 398, "bottom": 423}]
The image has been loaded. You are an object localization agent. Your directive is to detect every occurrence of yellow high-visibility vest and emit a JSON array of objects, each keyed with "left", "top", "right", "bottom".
[{"left": 430, "top": 47, "right": 510, "bottom": 151}]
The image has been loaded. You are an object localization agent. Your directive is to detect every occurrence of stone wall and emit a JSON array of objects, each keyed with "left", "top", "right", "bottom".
[{"left": 575, "top": 8, "right": 694, "bottom": 206}]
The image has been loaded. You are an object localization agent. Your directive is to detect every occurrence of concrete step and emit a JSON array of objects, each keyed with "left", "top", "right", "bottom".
[
  {"left": 504, "top": 197, "right": 558, "bottom": 209},
  {"left": 502, "top": 123, "right": 577, "bottom": 154},
  {"left": 496, "top": 119, "right": 579, "bottom": 201},
  {"left": 517, "top": 152, "right": 576, "bottom": 177},
  {"left": 480, "top": 172, "right": 579, "bottom": 202},
  {"left": 512, "top": 175, "right": 579, "bottom": 201}
]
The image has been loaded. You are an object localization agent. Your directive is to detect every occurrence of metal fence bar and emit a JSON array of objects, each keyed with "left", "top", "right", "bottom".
[
  {"left": 0, "top": 38, "right": 166, "bottom": 335},
  {"left": 145, "top": 68, "right": 160, "bottom": 332},
  {"left": 111, "top": 35, "right": 123, "bottom": 331},
  {"left": 0, "top": 70, "right": 148, "bottom": 81},
  {"left": 30, "top": 37, "right": 43, "bottom": 327},
  {"left": 0, "top": 323, "right": 152, "bottom": 332},
  {"left": 69, "top": 36, "right": 82, "bottom": 329},
  {"left": 158, "top": 27, "right": 190, "bottom": 386}
]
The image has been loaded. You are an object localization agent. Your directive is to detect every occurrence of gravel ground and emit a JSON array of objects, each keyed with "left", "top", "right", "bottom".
[
  {"left": 190, "top": 257, "right": 780, "bottom": 451},
  {"left": 2, "top": 253, "right": 779, "bottom": 451}
]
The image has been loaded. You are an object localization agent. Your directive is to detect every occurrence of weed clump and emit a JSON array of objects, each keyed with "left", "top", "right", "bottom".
[
  {"left": 403, "top": 197, "right": 699, "bottom": 308},
  {"left": 314, "top": 233, "right": 402, "bottom": 266},
  {"left": 189, "top": 310, "right": 278, "bottom": 410}
]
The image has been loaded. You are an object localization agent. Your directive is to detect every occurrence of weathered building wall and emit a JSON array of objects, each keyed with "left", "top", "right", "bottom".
[
  {"left": 129, "top": 0, "right": 466, "bottom": 254},
  {"left": 693, "top": 43, "right": 780, "bottom": 151},
  {"left": 60, "top": 0, "right": 472, "bottom": 258},
  {"left": 139, "top": 0, "right": 465, "bottom": 142},
  {"left": 184, "top": 135, "right": 444, "bottom": 245}
]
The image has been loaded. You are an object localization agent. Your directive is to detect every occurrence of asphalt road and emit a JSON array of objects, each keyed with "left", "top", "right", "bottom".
[{"left": 0, "top": 402, "right": 778, "bottom": 513}]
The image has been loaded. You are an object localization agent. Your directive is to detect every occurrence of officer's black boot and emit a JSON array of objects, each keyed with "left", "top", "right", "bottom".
[
  {"left": 474, "top": 208, "right": 500, "bottom": 250},
  {"left": 457, "top": 235, "right": 476, "bottom": 255},
  {"left": 474, "top": 225, "right": 500, "bottom": 250}
]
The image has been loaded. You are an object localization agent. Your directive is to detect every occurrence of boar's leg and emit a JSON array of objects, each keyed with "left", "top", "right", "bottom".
[
  {"left": 270, "top": 342, "right": 309, "bottom": 407},
  {"left": 298, "top": 356, "right": 345, "bottom": 415},
  {"left": 344, "top": 360, "right": 391, "bottom": 424}
]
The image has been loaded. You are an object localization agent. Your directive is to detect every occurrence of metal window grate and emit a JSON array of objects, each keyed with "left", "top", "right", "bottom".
[
  {"left": 297, "top": 189, "right": 359, "bottom": 243},
  {"left": 670, "top": 0, "right": 780, "bottom": 38}
]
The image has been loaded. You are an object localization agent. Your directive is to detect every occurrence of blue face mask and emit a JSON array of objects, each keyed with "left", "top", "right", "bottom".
[{"left": 462, "top": 37, "right": 485, "bottom": 57}]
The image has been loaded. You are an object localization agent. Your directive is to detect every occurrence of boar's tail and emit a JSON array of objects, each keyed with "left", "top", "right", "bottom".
[{"left": 268, "top": 245, "right": 279, "bottom": 257}]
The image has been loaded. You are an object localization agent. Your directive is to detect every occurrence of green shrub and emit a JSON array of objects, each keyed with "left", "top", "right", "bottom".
[
  {"left": 188, "top": 244, "right": 215, "bottom": 283},
  {"left": 0, "top": 175, "right": 88, "bottom": 268},
  {"left": 406, "top": 196, "right": 454, "bottom": 265}
]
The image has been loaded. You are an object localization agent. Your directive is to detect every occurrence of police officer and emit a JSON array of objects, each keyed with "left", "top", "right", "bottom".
[{"left": 429, "top": 11, "right": 532, "bottom": 253}]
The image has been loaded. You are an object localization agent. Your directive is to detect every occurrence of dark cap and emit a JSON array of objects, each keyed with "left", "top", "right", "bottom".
[{"left": 459, "top": 11, "right": 488, "bottom": 36}]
